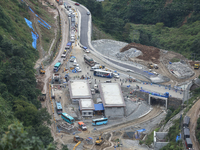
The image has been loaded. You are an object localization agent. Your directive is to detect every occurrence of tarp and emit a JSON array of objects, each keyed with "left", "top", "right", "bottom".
[
  {"left": 137, "top": 129, "right": 146, "bottom": 133},
  {"left": 31, "top": 32, "right": 38, "bottom": 49},
  {"left": 38, "top": 20, "right": 50, "bottom": 29},
  {"left": 176, "top": 133, "right": 181, "bottom": 142},
  {"left": 94, "top": 104, "right": 104, "bottom": 111},
  {"left": 24, "top": 18, "right": 33, "bottom": 30}
]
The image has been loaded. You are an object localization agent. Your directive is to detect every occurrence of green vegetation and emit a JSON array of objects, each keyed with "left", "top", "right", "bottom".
[
  {"left": 0, "top": 0, "right": 60, "bottom": 149},
  {"left": 75, "top": 0, "right": 200, "bottom": 59},
  {"left": 165, "top": 107, "right": 181, "bottom": 124},
  {"left": 160, "top": 119, "right": 183, "bottom": 150},
  {"left": 140, "top": 127, "right": 160, "bottom": 146}
]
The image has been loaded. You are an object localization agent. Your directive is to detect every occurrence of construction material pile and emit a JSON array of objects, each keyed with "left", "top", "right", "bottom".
[
  {"left": 120, "top": 43, "right": 160, "bottom": 63},
  {"left": 116, "top": 48, "right": 142, "bottom": 61},
  {"left": 167, "top": 62, "right": 194, "bottom": 79}
]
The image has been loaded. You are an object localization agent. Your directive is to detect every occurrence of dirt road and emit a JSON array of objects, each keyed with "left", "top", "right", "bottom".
[{"left": 187, "top": 98, "right": 200, "bottom": 150}]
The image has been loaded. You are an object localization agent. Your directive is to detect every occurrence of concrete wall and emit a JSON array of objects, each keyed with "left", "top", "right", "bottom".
[
  {"left": 168, "top": 97, "right": 182, "bottom": 109},
  {"left": 104, "top": 107, "right": 124, "bottom": 119},
  {"left": 81, "top": 110, "right": 93, "bottom": 117}
]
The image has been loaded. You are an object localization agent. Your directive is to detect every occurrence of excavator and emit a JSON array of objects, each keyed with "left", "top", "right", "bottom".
[
  {"left": 39, "top": 62, "right": 45, "bottom": 74},
  {"left": 95, "top": 133, "right": 104, "bottom": 145},
  {"left": 73, "top": 136, "right": 83, "bottom": 150},
  {"left": 194, "top": 64, "right": 199, "bottom": 69}
]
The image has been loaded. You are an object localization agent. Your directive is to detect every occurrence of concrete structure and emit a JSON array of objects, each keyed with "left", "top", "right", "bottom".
[
  {"left": 154, "top": 131, "right": 169, "bottom": 150},
  {"left": 99, "top": 83, "right": 125, "bottom": 119},
  {"left": 79, "top": 99, "right": 94, "bottom": 117},
  {"left": 149, "top": 95, "right": 168, "bottom": 108},
  {"left": 68, "top": 80, "right": 92, "bottom": 103}
]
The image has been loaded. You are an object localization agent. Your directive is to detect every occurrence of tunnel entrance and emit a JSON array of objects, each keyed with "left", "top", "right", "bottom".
[{"left": 149, "top": 95, "right": 167, "bottom": 108}]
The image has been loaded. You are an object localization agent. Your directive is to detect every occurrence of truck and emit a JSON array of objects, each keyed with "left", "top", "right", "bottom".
[
  {"left": 52, "top": 73, "right": 61, "bottom": 84},
  {"left": 58, "top": 58, "right": 63, "bottom": 65},
  {"left": 78, "top": 122, "right": 87, "bottom": 131},
  {"left": 65, "top": 42, "right": 72, "bottom": 50},
  {"left": 194, "top": 64, "right": 199, "bottom": 69},
  {"left": 84, "top": 55, "right": 95, "bottom": 67},
  {"left": 61, "top": 53, "right": 66, "bottom": 61}
]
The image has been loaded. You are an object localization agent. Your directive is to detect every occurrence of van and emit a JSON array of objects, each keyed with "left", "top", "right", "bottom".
[
  {"left": 113, "top": 73, "right": 119, "bottom": 79},
  {"left": 90, "top": 65, "right": 100, "bottom": 71},
  {"left": 105, "top": 80, "right": 111, "bottom": 83}
]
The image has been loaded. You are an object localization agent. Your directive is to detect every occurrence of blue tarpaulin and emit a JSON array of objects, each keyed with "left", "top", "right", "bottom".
[
  {"left": 94, "top": 104, "right": 104, "bottom": 111},
  {"left": 24, "top": 18, "right": 34, "bottom": 30},
  {"left": 176, "top": 133, "right": 181, "bottom": 142},
  {"left": 38, "top": 20, "right": 50, "bottom": 29},
  {"left": 137, "top": 129, "right": 146, "bottom": 133},
  {"left": 31, "top": 32, "right": 38, "bottom": 49}
]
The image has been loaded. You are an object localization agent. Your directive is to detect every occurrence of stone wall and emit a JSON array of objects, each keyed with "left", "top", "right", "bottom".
[
  {"left": 132, "top": 91, "right": 149, "bottom": 103},
  {"left": 168, "top": 97, "right": 182, "bottom": 109}
]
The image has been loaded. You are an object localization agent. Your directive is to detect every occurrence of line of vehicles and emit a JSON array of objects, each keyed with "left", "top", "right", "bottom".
[{"left": 183, "top": 116, "right": 193, "bottom": 150}]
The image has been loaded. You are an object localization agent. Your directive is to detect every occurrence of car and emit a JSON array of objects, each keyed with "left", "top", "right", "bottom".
[
  {"left": 75, "top": 2, "right": 80, "bottom": 6},
  {"left": 113, "top": 73, "right": 120, "bottom": 79},
  {"left": 70, "top": 57, "right": 75, "bottom": 62},
  {"left": 87, "top": 11, "right": 90, "bottom": 15},
  {"left": 75, "top": 67, "right": 82, "bottom": 72}
]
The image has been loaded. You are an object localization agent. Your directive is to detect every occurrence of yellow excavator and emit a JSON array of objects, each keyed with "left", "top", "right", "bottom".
[
  {"left": 95, "top": 133, "right": 104, "bottom": 145},
  {"left": 39, "top": 62, "right": 45, "bottom": 74}
]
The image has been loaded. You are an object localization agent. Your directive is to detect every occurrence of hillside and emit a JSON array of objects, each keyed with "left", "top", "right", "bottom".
[
  {"left": 0, "top": 0, "right": 59, "bottom": 149},
  {"left": 76, "top": 0, "right": 200, "bottom": 59}
]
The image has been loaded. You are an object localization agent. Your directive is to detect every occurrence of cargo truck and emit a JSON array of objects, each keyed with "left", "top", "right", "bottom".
[{"left": 78, "top": 122, "right": 87, "bottom": 131}]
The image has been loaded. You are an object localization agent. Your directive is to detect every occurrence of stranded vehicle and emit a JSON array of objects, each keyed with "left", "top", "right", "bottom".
[{"left": 78, "top": 122, "right": 87, "bottom": 131}]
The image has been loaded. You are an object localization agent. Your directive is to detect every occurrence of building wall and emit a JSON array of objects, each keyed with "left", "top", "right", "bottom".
[
  {"left": 104, "top": 107, "right": 124, "bottom": 119},
  {"left": 132, "top": 91, "right": 149, "bottom": 103},
  {"left": 81, "top": 110, "right": 93, "bottom": 117}
]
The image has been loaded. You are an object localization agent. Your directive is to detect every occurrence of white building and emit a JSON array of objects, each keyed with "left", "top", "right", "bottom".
[
  {"left": 99, "top": 83, "right": 125, "bottom": 119},
  {"left": 79, "top": 99, "right": 94, "bottom": 117},
  {"left": 68, "top": 80, "right": 92, "bottom": 103}
]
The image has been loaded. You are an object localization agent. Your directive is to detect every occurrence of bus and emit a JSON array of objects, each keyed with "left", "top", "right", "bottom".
[
  {"left": 84, "top": 55, "right": 95, "bottom": 66},
  {"left": 54, "top": 62, "right": 61, "bottom": 72},
  {"left": 94, "top": 69, "right": 113, "bottom": 78},
  {"left": 61, "top": 113, "right": 75, "bottom": 124},
  {"left": 92, "top": 118, "right": 108, "bottom": 126},
  {"left": 56, "top": 102, "right": 62, "bottom": 115}
]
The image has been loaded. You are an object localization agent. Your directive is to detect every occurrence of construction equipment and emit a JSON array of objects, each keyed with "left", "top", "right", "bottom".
[
  {"left": 148, "top": 63, "right": 158, "bottom": 69},
  {"left": 39, "top": 62, "right": 45, "bottom": 74},
  {"left": 194, "top": 64, "right": 199, "bottom": 69},
  {"left": 74, "top": 136, "right": 84, "bottom": 143},
  {"left": 95, "top": 133, "right": 104, "bottom": 145},
  {"left": 73, "top": 141, "right": 81, "bottom": 150},
  {"left": 39, "top": 91, "right": 46, "bottom": 101},
  {"left": 52, "top": 73, "right": 61, "bottom": 84}
]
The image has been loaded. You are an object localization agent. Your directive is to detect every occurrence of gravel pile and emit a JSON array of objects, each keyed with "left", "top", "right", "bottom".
[
  {"left": 168, "top": 62, "right": 194, "bottom": 79},
  {"left": 116, "top": 48, "right": 142, "bottom": 61}
]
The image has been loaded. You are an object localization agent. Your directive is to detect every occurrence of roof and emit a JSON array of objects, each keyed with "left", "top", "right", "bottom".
[
  {"left": 67, "top": 42, "right": 72, "bottom": 46},
  {"left": 69, "top": 80, "right": 92, "bottom": 99},
  {"left": 183, "top": 116, "right": 190, "bottom": 125},
  {"left": 56, "top": 102, "right": 62, "bottom": 109},
  {"left": 184, "top": 128, "right": 190, "bottom": 136},
  {"left": 186, "top": 138, "right": 192, "bottom": 145},
  {"left": 62, "top": 113, "right": 74, "bottom": 120},
  {"left": 79, "top": 99, "right": 94, "bottom": 110},
  {"left": 92, "top": 118, "right": 107, "bottom": 121},
  {"left": 83, "top": 46, "right": 87, "bottom": 49},
  {"left": 99, "top": 83, "right": 125, "bottom": 107},
  {"left": 78, "top": 122, "right": 85, "bottom": 125},
  {"left": 94, "top": 103, "right": 104, "bottom": 111},
  {"left": 54, "top": 62, "right": 61, "bottom": 67}
]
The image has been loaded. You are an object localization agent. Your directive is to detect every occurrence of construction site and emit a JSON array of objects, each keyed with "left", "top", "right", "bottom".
[{"left": 32, "top": 0, "right": 200, "bottom": 150}]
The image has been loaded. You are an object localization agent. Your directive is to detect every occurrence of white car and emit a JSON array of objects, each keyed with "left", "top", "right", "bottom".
[{"left": 75, "top": 67, "right": 81, "bottom": 72}]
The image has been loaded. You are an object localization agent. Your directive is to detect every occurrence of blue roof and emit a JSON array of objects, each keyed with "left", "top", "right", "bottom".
[
  {"left": 62, "top": 113, "right": 74, "bottom": 120},
  {"left": 67, "top": 42, "right": 72, "bottom": 46},
  {"left": 54, "top": 62, "right": 61, "bottom": 67},
  {"left": 56, "top": 102, "right": 62, "bottom": 109},
  {"left": 94, "top": 104, "right": 104, "bottom": 111}
]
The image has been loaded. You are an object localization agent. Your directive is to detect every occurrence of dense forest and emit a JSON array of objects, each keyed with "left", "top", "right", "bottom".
[
  {"left": 0, "top": 0, "right": 67, "bottom": 149},
  {"left": 76, "top": 0, "right": 200, "bottom": 59}
]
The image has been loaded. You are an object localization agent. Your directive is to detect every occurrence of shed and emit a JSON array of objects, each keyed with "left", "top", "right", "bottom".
[
  {"left": 94, "top": 103, "right": 104, "bottom": 115},
  {"left": 183, "top": 128, "right": 190, "bottom": 139},
  {"left": 183, "top": 116, "right": 190, "bottom": 127},
  {"left": 185, "top": 138, "right": 193, "bottom": 149}
]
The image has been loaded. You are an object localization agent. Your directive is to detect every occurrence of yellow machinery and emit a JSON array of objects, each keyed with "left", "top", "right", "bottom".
[
  {"left": 148, "top": 63, "right": 153, "bottom": 69},
  {"left": 194, "top": 64, "right": 199, "bottom": 69},
  {"left": 39, "top": 62, "right": 45, "bottom": 74},
  {"left": 95, "top": 133, "right": 103, "bottom": 145},
  {"left": 73, "top": 141, "right": 81, "bottom": 150}
]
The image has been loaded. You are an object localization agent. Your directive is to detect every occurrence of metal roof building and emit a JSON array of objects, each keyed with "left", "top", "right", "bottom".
[
  {"left": 99, "top": 83, "right": 125, "bottom": 118},
  {"left": 68, "top": 80, "right": 92, "bottom": 103}
]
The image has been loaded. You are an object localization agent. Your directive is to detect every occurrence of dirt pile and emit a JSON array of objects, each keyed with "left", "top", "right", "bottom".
[{"left": 120, "top": 43, "right": 160, "bottom": 63}]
